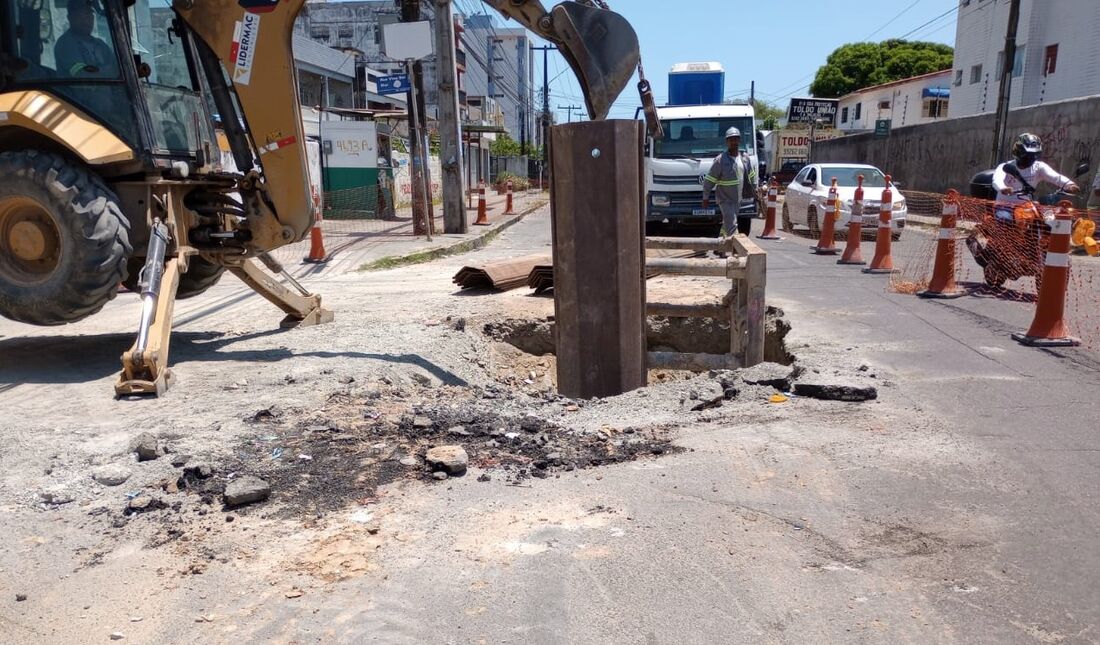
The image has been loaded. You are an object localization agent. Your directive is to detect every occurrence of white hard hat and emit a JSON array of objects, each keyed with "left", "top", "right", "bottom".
[{"left": 725, "top": 127, "right": 741, "bottom": 138}]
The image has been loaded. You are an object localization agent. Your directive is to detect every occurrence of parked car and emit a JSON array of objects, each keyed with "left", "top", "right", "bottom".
[
  {"left": 782, "top": 163, "right": 907, "bottom": 240},
  {"left": 772, "top": 160, "right": 805, "bottom": 186}
]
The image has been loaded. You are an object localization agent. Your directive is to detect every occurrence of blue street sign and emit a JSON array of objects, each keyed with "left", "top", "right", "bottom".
[{"left": 377, "top": 73, "right": 411, "bottom": 95}]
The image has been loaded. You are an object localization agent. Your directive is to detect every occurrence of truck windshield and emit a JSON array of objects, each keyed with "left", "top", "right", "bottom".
[
  {"left": 824, "top": 167, "right": 888, "bottom": 188},
  {"left": 654, "top": 117, "right": 755, "bottom": 158}
]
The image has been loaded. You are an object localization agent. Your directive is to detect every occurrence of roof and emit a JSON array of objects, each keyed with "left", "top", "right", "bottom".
[
  {"left": 656, "top": 104, "right": 755, "bottom": 118},
  {"left": 838, "top": 69, "right": 952, "bottom": 100},
  {"left": 670, "top": 62, "right": 724, "bottom": 74},
  {"left": 293, "top": 35, "right": 355, "bottom": 82}
]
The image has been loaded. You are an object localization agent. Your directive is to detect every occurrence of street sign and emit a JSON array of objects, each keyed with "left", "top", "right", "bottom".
[
  {"left": 382, "top": 21, "right": 433, "bottom": 60},
  {"left": 786, "top": 97, "right": 839, "bottom": 127},
  {"left": 377, "top": 73, "right": 411, "bottom": 95},
  {"left": 875, "top": 119, "right": 892, "bottom": 137}
]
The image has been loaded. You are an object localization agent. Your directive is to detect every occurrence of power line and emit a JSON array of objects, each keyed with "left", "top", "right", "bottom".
[
  {"left": 897, "top": 5, "right": 959, "bottom": 40},
  {"left": 865, "top": 0, "right": 925, "bottom": 40}
]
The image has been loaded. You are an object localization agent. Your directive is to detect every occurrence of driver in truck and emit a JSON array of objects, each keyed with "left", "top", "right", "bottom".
[{"left": 702, "top": 127, "right": 749, "bottom": 235}]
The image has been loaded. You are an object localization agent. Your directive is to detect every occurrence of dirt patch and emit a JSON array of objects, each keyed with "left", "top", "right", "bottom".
[
  {"left": 215, "top": 384, "right": 677, "bottom": 519},
  {"left": 485, "top": 306, "right": 795, "bottom": 365}
]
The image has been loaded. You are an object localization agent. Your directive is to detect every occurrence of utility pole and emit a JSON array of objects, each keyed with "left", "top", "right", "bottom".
[
  {"left": 533, "top": 44, "right": 556, "bottom": 188},
  {"left": 991, "top": 0, "right": 1022, "bottom": 167},
  {"left": 558, "top": 104, "right": 582, "bottom": 123},
  {"left": 401, "top": 0, "right": 429, "bottom": 235},
  {"left": 750, "top": 80, "right": 755, "bottom": 105},
  {"left": 433, "top": 0, "right": 465, "bottom": 233}
]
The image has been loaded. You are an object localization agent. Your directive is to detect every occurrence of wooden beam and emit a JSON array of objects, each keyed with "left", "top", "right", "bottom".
[{"left": 550, "top": 120, "right": 647, "bottom": 398}]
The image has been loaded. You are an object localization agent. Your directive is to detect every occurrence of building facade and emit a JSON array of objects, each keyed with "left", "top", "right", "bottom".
[
  {"left": 949, "top": 0, "right": 1100, "bottom": 118},
  {"left": 460, "top": 15, "right": 535, "bottom": 148},
  {"left": 837, "top": 70, "right": 952, "bottom": 133}
]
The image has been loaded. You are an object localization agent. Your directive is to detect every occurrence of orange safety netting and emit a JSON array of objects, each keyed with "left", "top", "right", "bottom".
[{"left": 889, "top": 190, "right": 1100, "bottom": 348}]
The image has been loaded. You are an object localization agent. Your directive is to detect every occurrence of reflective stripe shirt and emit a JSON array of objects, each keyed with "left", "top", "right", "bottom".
[{"left": 702, "top": 151, "right": 744, "bottom": 204}]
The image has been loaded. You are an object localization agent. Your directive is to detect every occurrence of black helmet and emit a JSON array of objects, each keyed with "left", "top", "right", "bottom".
[{"left": 1012, "top": 133, "right": 1042, "bottom": 166}]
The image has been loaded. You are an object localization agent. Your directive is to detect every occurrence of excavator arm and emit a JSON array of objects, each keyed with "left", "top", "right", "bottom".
[
  {"left": 171, "top": 0, "right": 641, "bottom": 254},
  {"left": 482, "top": 0, "right": 639, "bottom": 121}
]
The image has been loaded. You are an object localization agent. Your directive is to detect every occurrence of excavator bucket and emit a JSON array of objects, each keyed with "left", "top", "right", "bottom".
[{"left": 549, "top": 2, "right": 639, "bottom": 120}]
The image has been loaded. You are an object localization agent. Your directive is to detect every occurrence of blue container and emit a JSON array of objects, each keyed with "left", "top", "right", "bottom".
[{"left": 668, "top": 70, "right": 725, "bottom": 106}]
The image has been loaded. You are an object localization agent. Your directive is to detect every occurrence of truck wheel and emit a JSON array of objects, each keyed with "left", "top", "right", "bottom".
[
  {"left": 0, "top": 151, "right": 130, "bottom": 325},
  {"left": 781, "top": 203, "right": 793, "bottom": 233},
  {"left": 122, "top": 255, "right": 226, "bottom": 299}
]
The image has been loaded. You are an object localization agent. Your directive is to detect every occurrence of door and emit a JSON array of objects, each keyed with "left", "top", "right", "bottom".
[{"left": 787, "top": 165, "right": 814, "bottom": 224}]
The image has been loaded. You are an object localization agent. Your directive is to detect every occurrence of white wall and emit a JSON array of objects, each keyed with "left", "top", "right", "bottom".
[{"left": 950, "top": 0, "right": 1100, "bottom": 118}]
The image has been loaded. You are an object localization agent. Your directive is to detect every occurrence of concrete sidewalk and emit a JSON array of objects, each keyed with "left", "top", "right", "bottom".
[{"left": 271, "top": 189, "right": 549, "bottom": 277}]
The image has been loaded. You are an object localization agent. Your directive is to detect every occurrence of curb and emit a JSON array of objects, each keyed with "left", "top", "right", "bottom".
[{"left": 358, "top": 196, "right": 549, "bottom": 271}]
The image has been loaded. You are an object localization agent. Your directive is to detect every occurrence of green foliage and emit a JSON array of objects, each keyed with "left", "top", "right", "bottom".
[
  {"left": 809, "top": 39, "right": 954, "bottom": 98},
  {"left": 490, "top": 133, "right": 523, "bottom": 157},
  {"left": 753, "top": 99, "right": 785, "bottom": 131}
]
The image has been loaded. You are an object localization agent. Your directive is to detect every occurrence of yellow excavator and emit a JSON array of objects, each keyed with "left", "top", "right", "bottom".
[{"left": 0, "top": 0, "right": 640, "bottom": 396}]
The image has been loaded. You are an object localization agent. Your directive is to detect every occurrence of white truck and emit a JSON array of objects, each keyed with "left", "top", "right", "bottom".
[{"left": 645, "top": 64, "right": 759, "bottom": 235}]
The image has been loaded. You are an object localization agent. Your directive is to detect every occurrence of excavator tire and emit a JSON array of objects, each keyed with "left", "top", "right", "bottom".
[
  {"left": 122, "top": 255, "right": 225, "bottom": 299},
  {"left": 0, "top": 150, "right": 131, "bottom": 325},
  {"left": 176, "top": 256, "right": 225, "bottom": 300}
]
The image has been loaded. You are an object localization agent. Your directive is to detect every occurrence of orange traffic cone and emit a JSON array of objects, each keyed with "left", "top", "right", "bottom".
[
  {"left": 918, "top": 189, "right": 967, "bottom": 298},
  {"left": 758, "top": 180, "right": 781, "bottom": 240},
  {"left": 1012, "top": 203, "right": 1080, "bottom": 346},
  {"left": 838, "top": 174, "right": 866, "bottom": 265},
  {"left": 505, "top": 180, "right": 515, "bottom": 215},
  {"left": 473, "top": 181, "right": 489, "bottom": 226},
  {"left": 304, "top": 185, "right": 328, "bottom": 263},
  {"left": 862, "top": 174, "right": 897, "bottom": 274},
  {"left": 812, "top": 177, "right": 840, "bottom": 255}
]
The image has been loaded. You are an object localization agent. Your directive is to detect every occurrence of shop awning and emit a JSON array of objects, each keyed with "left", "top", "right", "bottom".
[{"left": 922, "top": 87, "right": 950, "bottom": 98}]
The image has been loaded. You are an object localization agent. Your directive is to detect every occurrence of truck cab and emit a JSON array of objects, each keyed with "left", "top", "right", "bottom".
[{"left": 645, "top": 103, "right": 759, "bottom": 235}]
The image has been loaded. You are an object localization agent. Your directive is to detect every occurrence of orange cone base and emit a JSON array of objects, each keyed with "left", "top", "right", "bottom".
[
  {"left": 917, "top": 288, "right": 968, "bottom": 299},
  {"left": 861, "top": 267, "right": 898, "bottom": 274},
  {"left": 304, "top": 255, "right": 329, "bottom": 264},
  {"left": 1011, "top": 332, "right": 1080, "bottom": 347},
  {"left": 837, "top": 258, "right": 866, "bottom": 265},
  {"left": 473, "top": 216, "right": 490, "bottom": 226},
  {"left": 757, "top": 233, "right": 782, "bottom": 240},
  {"left": 811, "top": 246, "right": 840, "bottom": 255}
]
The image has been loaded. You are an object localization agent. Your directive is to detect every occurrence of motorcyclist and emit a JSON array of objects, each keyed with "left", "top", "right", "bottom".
[{"left": 992, "top": 133, "right": 1079, "bottom": 222}]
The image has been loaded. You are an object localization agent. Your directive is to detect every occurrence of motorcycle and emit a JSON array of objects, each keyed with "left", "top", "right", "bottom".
[{"left": 966, "top": 162, "right": 1091, "bottom": 290}]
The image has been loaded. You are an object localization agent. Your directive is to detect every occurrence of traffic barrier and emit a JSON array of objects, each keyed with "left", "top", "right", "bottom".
[
  {"left": 838, "top": 174, "right": 866, "bottom": 265},
  {"left": 917, "top": 189, "right": 967, "bottom": 298},
  {"left": 1012, "top": 204, "right": 1080, "bottom": 347},
  {"left": 812, "top": 177, "right": 840, "bottom": 255},
  {"left": 862, "top": 174, "right": 897, "bottom": 274},
  {"left": 304, "top": 184, "right": 328, "bottom": 263},
  {"left": 758, "top": 180, "right": 781, "bottom": 240},
  {"left": 504, "top": 180, "right": 515, "bottom": 215},
  {"left": 473, "top": 181, "right": 489, "bottom": 226}
]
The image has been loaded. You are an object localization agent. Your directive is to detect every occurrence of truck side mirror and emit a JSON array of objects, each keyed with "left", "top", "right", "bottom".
[
  {"left": 1075, "top": 161, "right": 1091, "bottom": 178},
  {"left": 644, "top": 137, "right": 652, "bottom": 157}
]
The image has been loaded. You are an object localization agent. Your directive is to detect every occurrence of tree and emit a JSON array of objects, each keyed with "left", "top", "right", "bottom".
[
  {"left": 490, "top": 133, "right": 523, "bottom": 157},
  {"left": 809, "top": 40, "right": 953, "bottom": 98},
  {"left": 752, "top": 99, "right": 785, "bottom": 130}
]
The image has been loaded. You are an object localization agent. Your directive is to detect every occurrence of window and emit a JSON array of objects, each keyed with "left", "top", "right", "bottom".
[
  {"left": 922, "top": 99, "right": 948, "bottom": 118},
  {"left": 1044, "top": 44, "right": 1058, "bottom": 75},
  {"left": 954, "top": 69, "right": 963, "bottom": 86},
  {"left": 806, "top": 167, "right": 818, "bottom": 185},
  {"left": 338, "top": 25, "right": 353, "bottom": 39},
  {"left": 970, "top": 64, "right": 983, "bottom": 84},
  {"left": 841, "top": 106, "right": 849, "bottom": 123},
  {"left": 877, "top": 100, "right": 891, "bottom": 110},
  {"left": 793, "top": 167, "right": 810, "bottom": 184},
  {"left": 310, "top": 26, "right": 330, "bottom": 40},
  {"left": 1013, "top": 46, "right": 1026, "bottom": 77},
  {"left": 854, "top": 102, "right": 862, "bottom": 120},
  {"left": 652, "top": 117, "right": 756, "bottom": 158}
]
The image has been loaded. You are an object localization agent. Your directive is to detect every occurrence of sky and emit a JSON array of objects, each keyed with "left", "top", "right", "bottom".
[{"left": 496, "top": 0, "right": 962, "bottom": 124}]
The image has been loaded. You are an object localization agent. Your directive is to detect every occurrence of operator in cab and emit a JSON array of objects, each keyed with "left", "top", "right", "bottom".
[
  {"left": 992, "top": 133, "right": 1079, "bottom": 222},
  {"left": 702, "top": 127, "right": 751, "bottom": 236},
  {"left": 55, "top": 0, "right": 118, "bottom": 78}
]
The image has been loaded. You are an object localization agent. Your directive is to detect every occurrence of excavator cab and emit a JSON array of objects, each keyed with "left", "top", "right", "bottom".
[{"left": 0, "top": 0, "right": 218, "bottom": 173}]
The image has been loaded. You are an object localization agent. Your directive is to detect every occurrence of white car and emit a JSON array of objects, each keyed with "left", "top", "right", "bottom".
[{"left": 782, "top": 163, "right": 907, "bottom": 240}]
